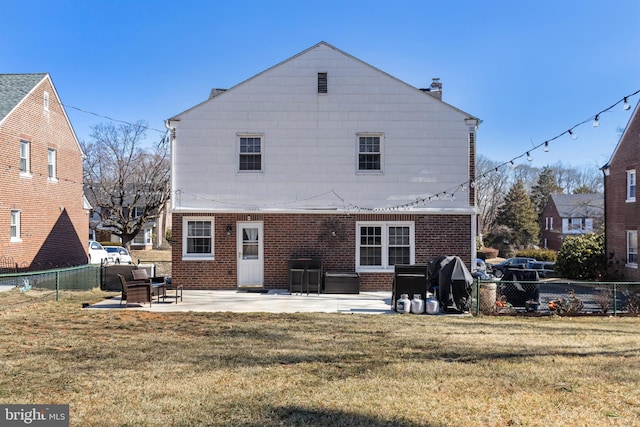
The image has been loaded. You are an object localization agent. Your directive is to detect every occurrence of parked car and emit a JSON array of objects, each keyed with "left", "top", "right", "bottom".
[
  {"left": 525, "top": 261, "right": 555, "bottom": 278},
  {"left": 492, "top": 257, "right": 537, "bottom": 278},
  {"left": 104, "top": 246, "right": 133, "bottom": 264},
  {"left": 88, "top": 241, "right": 109, "bottom": 265}
]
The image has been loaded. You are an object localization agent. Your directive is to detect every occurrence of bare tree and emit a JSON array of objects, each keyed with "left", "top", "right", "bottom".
[
  {"left": 476, "top": 155, "right": 513, "bottom": 234},
  {"left": 83, "top": 121, "right": 171, "bottom": 248}
]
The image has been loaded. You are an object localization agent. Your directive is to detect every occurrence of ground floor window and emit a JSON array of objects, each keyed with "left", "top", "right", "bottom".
[
  {"left": 627, "top": 230, "right": 638, "bottom": 267},
  {"left": 10, "top": 210, "right": 21, "bottom": 242},
  {"left": 133, "top": 228, "right": 152, "bottom": 246},
  {"left": 356, "top": 221, "right": 414, "bottom": 271},
  {"left": 182, "top": 217, "right": 215, "bottom": 260}
]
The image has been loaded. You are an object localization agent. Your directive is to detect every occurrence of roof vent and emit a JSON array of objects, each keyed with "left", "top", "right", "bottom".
[{"left": 209, "top": 88, "right": 227, "bottom": 99}]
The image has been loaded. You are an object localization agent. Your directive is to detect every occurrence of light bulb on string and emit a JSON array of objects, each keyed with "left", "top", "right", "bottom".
[
  {"left": 526, "top": 152, "right": 532, "bottom": 162},
  {"left": 543, "top": 141, "right": 549, "bottom": 152},
  {"left": 509, "top": 160, "right": 515, "bottom": 170},
  {"left": 593, "top": 115, "right": 600, "bottom": 127},
  {"left": 569, "top": 129, "right": 578, "bottom": 140},
  {"left": 624, "top": 97, "right": 631, "bottom": 111}
]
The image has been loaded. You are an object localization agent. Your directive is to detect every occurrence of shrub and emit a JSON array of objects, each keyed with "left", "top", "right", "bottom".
[
  {"left": 555, "top": 233, "right": 605, "bottom": 280},
  {"left": 165, "top": 228, "right": 172, "bottom": 245},
  {"left": 515, "top": 248, "right": 557, "bottom": 262}
]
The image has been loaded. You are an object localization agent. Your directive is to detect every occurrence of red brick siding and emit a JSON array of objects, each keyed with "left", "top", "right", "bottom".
[
  {"left": 605, "top": 106, "right": 640, "bottom": 280},
  {"left": 0, "top": 77, "right": 88, "bottom": 267},
  {"left": 172, "top": 212, "right": 472, "bottom": 290}
]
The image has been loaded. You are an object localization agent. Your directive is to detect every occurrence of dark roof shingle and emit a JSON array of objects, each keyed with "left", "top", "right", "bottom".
[{"left": 0, "top": 73, "right": 47, "bottom": 121}]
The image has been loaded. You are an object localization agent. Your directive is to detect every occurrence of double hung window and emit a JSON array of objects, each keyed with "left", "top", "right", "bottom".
[
  {"left": 20, "top": 140, "right": 30, "bottom": 175},
  {"left": 182, "top": 217, "right": 214, "bottom": 260},
  {"left": 627, "top": 230, "right": 638, "bottom": 267},
  {"left": 356, "top": 222, "right": 414, "bottom": 271},
  {"left": 357, "top": 134, "right": 382, "bottom": 172},
  {"left": 627, "top": 170, "right": 636, "bottom": 202},
  {"left": 48, "top": 148, "right": 57, "bottom": 180},
  {"left": 239, "top": 136, "right": 262, "bottom": 172},
  {"left": 10, "top": 210, "right": 21, "bottom": 242}
]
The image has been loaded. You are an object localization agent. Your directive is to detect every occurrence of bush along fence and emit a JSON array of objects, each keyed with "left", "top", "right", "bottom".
[
  {"left": 473, "top": 279, "right": 640, "bottom": 316},
  {"left": 0, "top": 265, "right": 101, "bottom": 301}
]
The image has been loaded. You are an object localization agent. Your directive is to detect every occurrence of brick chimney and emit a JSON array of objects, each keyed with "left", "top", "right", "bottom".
[{"left": 419, "top": 78, "right": 443, "bottom": 100}]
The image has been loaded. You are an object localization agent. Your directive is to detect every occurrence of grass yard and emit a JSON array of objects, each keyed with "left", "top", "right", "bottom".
[{"left": 1, "top": 289, "right": 639, "bottom": 426}]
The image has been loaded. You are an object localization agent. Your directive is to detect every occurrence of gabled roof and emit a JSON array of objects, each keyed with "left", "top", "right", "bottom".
[
  {"left": 0, "top": 73, "right": 84, "bottom": 157},
  {"left": 604, "top": 99, "right": 640, "bottom": 169},
  {"left": 169, "top": 41, "right": 479, "bottom": 122},
  {"left": 550, "top": 193, "right": 604, "bottom": 218},
  {"left": 0, "top": 73, "right": 47, "bottom": 121}
]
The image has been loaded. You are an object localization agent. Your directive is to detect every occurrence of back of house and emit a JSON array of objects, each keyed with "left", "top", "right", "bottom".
[{"left": 167, "top": 42, "right": 479, "bottom": 291}]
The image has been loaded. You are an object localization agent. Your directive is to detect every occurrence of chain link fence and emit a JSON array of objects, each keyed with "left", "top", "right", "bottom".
[
  {"left": 0, "top": 265, "right": 101, "bottom": 301},
  {"left": 474, "top": 279, "right": 640, "bottom": 316}
]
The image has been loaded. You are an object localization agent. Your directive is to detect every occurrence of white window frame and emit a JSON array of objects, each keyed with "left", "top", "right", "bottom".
[
  {"left": 10, "top": 210, "right": 21, "bottom": 242},
  {"left": 182, "top": 216, "right": 215, "bottom": 260},
  {"left": 627, "top": 170, "right": 636, "bottom": 202},
  {"left": 48, "top": 148, "right": 57, "bottom": 181},
  {"left": 44, "top": 91, "right": 49, "bottom": 111},
  {"left": 627, "top": 230, "right": 638, "bottom": 268},
  {"left": 20, "top": 140, "right": 31, "bottom": 176},
  {"left": 238, "top": 134, "right": 263, "bottom": 172},
  {"left": 356, "top": 221, "right": 415, "bottom": 272},
  {"left": 132, "top": 228, "right": 152, "bottom": 245},
  {"left": 357, "top": 133, "right": 383, "bottom": 173}
]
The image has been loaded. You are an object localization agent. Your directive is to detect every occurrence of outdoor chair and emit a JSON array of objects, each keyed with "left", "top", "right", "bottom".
[
  {"left": 132, "top": 268, "right": 166, "bottom": 303},
  {"left": 117, "top": 274, "right": 152, "bottom": 308}
]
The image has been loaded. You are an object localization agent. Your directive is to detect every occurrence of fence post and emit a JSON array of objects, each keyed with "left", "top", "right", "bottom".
[
  {"left": 613, "top": 283, "right": 617, "bottom": 317},
  {"left": 55, "top": 270, "right": 60, "bottom": 302}
]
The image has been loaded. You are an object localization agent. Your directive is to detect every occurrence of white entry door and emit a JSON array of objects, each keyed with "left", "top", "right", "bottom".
[{"left": 237, "top": 222, "right": 264, "bottom": 287}]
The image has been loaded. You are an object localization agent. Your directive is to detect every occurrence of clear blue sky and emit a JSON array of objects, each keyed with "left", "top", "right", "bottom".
[{"left": 4, "top": 0, "right": 639, "bottom": 170}]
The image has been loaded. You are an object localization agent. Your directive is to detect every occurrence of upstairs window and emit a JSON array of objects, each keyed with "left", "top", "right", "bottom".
[
  {"left": 10, "top": 210, "right": 21, "bottom": 242},
  {"left": 358, "top": 134, "right": 382, "bottom": 172},
  {"left": 20, "top": 140, "right": 30, "bottom": 175},
  {"left": 48, "top": 148, "right": 57, "bottom": 180},
  {"left": 239, "top": 136, "right": 262, "bottom": 172},
  {"left": 317, "top": 72, "right": 328, "bottom": 94},
  {"left": 44, "top": 91, "right": 49, "bottom": 111},
  {"left": 627, "top": 170, "right": 636, "bottom": 202}
]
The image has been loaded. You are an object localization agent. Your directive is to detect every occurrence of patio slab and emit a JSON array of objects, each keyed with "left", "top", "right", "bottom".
[{"left": 86, "top": 289, "right": 397, "bottom": 314}]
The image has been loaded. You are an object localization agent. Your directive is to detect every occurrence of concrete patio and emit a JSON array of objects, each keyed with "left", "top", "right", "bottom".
[{"left": 86, "top": 289, "right": 396, "bottom": 314}]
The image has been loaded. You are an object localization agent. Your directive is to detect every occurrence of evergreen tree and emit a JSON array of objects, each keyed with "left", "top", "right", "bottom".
[
  {"left": 530, "top": 166, "right": 563, "bottom": 215},
  {"left": 495, "top": 179, "right": 540, "bottom": 248}
]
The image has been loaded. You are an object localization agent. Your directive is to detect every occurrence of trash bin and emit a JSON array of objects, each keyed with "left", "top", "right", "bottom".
[{"left": 391, "top": 264, "right": 429, "bottom": 311}]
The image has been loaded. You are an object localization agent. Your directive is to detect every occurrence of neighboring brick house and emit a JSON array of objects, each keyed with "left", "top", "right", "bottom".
[
  {"left": 540, "top": 193, "right": 604, "bottom": 251},
  {"left": 603, "top": 100, "right": 640, "bottom": 280},
  {"left": 0, "top": 73, "right": 88, "bottom": 268},
  {"left": 166, "top": 42, "right": 479, "bottom": 291}
]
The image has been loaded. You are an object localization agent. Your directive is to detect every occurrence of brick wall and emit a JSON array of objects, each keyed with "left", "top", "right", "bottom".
[
  {"left": 0, "top": 76, "right": 88, "bottom": 268},
  {"left": 171, "top": 212, "right": 472, "bottom": 290},
  {"left": 605, "top": 106, "right": 640, "bottom": 280}
]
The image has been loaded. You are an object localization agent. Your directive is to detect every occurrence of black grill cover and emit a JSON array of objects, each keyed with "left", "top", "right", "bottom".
[{"left": 428, "top": 256, "right": 473, "bottom": 313}]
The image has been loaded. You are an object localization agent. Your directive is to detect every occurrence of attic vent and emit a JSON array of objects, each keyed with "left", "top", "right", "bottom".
[{"left": 318, "top": 73, "right": 327, "bottom": 94}]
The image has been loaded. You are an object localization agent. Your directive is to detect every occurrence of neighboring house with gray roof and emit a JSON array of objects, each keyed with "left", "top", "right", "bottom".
[
  {"left": 0, "top": 73, "right": 88, "bottom": 269},
  {"left": 540, "top": 193, "right": 604, "bottom": 250}
]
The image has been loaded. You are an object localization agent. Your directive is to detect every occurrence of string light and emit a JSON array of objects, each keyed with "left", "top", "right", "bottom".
[
  {"left": 624, "top": 97, "right": 631, "bottom": 111},
  {"left": 593, "top": 114, "right": 600, "bottom": 127},
  {"left": 543, "top": 141, "right": 550, "bottom": 152},
  {"left": 568, "top": 129, "right": 578, "bottom": 140},
  {"left": 526, "top": 152, "right": 532, "bottom": 162}
]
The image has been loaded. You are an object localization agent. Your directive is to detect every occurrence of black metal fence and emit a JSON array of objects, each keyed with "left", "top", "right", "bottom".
[{"left": 473, "top": 279, "right": 640, "bottom": 316}]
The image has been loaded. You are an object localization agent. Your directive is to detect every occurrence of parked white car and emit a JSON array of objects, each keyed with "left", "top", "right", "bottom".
[
  {"left": 88, "top": 241, "right": 109, "bottom": 265},
  {"left": 104, "top": 246, "right": 133, "bottom": 264}
]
